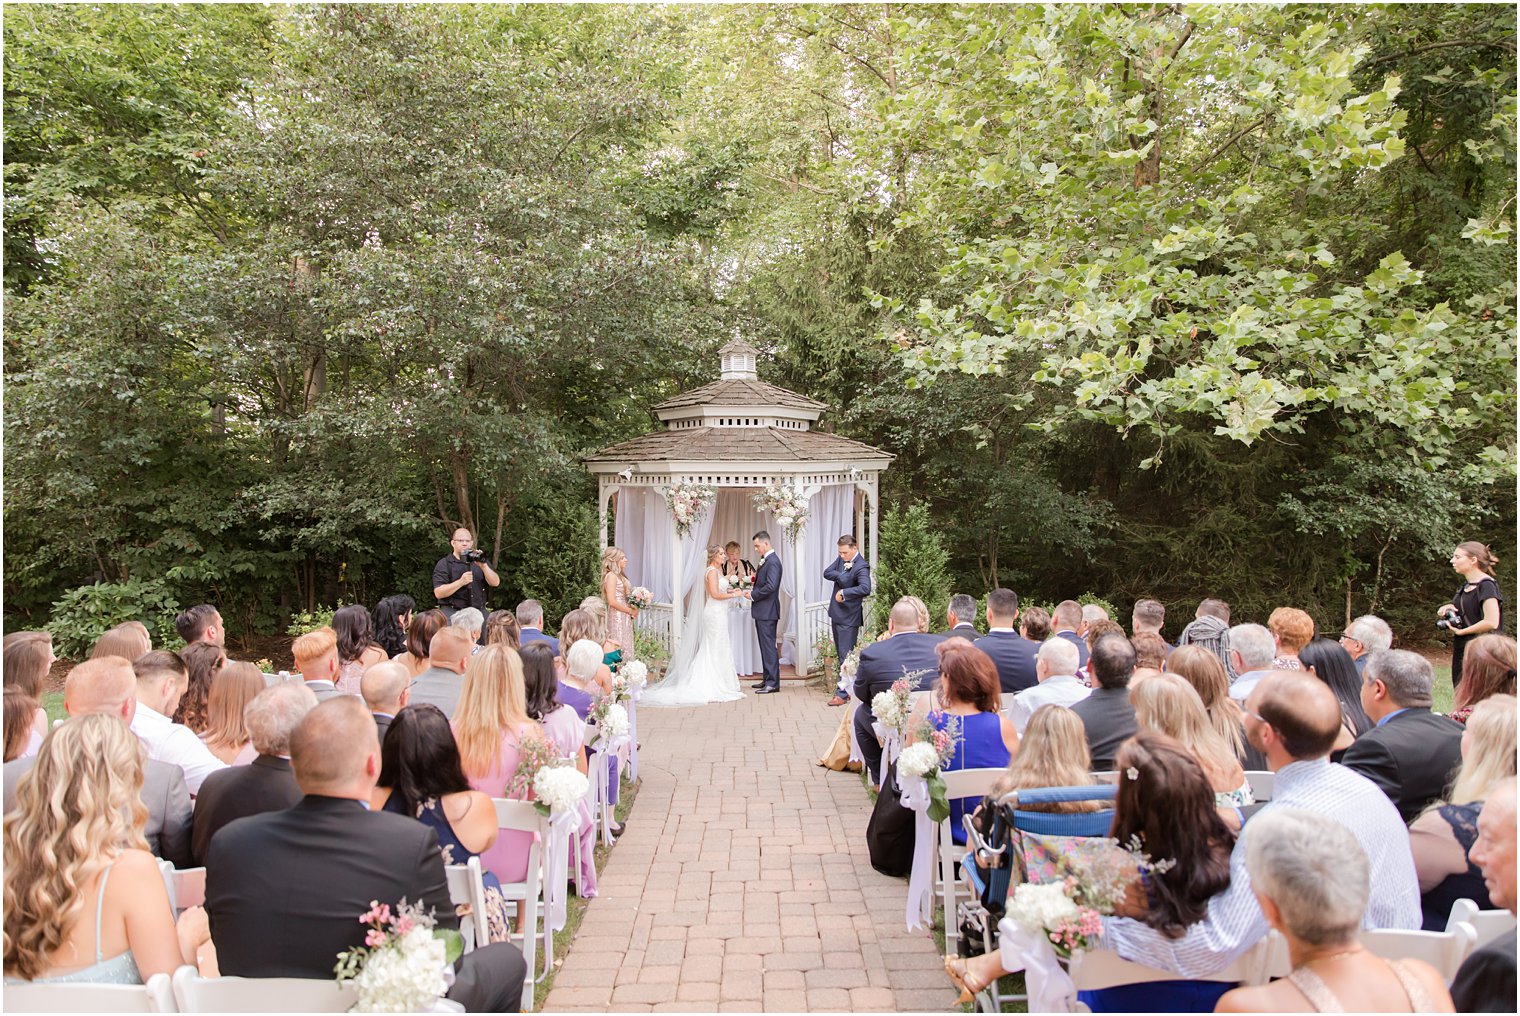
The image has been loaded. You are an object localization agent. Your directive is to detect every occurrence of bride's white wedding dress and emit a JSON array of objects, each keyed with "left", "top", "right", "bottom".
[{"left": 641, "top": 566, "right": 744, "bottom": 707}]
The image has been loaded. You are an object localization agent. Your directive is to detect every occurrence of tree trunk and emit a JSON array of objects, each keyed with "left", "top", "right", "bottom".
[
  {"left": 1129, "top": 16, "right": 1194, "bottom": 189},
  {"left": 449, "top": 448, "right": 476, "bottom": 536}
]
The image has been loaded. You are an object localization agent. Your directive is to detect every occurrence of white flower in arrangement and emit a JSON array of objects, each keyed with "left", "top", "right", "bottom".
[
  {"left": 897, "top": 742, "right": 941, "bottom": 779},
  {"left": 352, "top": 926, "right": 449, "bottom": 1013},
  {"left": 598, "top": 702, "right": 630, "bottom": 741},
  {"left": 621, "top": 659, "right": 648, "bottom": 688},
  {"left": 1007, "top": 881, "right": 1081, "bottom": 933},
  {"left": 533, "top": 764, "right": 591, "bottom": 812},
  {"left": 871, "top": 690, "right": 903, "bottom": 730}
]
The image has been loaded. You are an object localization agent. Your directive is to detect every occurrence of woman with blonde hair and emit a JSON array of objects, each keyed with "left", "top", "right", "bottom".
[
  {"left": 600, "top": 546, "right": 638, "bottom": 657},
  {"left": 89, "top": 623, "right": 151, "bottom": 662},
  {"left": 3, "top": 715, "right": 209, "bottom": 983},
  {"left": 453, "top": 644, "right": 542, "bottom": 886},
  {"left": 2, "top": 631, "right": 52, "bottom": 758},
  {"left": 1409, "top": 694, "right": 1518, "bottom": 929},
  {"left": 1166, "top": 644, "right": 1256, "bottom": 766},
  {"left": 900, "top": 595, "right": 931, "bottom": 633},
  {"left": 199, "top": 662, "right": 265, "bottom": 765},
  {"left": 1130, "top": 671, "right": 1252, "bottom": 810},
  {"left": 482, "top": 609, "right": 521, "bottom": 651}
]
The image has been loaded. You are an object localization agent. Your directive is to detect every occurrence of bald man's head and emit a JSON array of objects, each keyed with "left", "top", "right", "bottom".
[
  {"left": 428, "top": 626, "right": 474, "bottom": 674},
  {"left": 289, "top": 696, "right": 381, "bottom": 797},
  {"left": 1250, "top": 670, "right": 1342, "bottom": 760},
  {"left": 889, "top": 599, "right": 920, "bottom": 634},
  {"left": 361, "top": 661, "right": 410, "bottom": 713},
  {"left": 63, "top": 657, "right": 137, "bottom": 722}
]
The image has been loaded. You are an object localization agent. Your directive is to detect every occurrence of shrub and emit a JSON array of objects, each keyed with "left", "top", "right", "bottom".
[
  {"left": 48, "top": 579, "right": 182, "bottom": 660},
  {"left": 871, "top": 504, "right": 952, "bottom": 631},
  {"left": 286, "top": 605, "right": 336, "bottom": 637},
  {"left": 1027, "top": 593, "right": 1122, "bottom": 628}
]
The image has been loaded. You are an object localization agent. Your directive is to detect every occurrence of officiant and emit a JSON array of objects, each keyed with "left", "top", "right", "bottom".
[
  {"left": 824, "top": 535, "right": 872, "bottom": 706},
  {"left": 722, "top": 541, "right": 761, "bottom": 677}
]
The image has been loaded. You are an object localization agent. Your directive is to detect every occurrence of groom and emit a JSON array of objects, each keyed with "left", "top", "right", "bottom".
[{"left": 749, "top": 530, "right": 783, "bottom": 694}]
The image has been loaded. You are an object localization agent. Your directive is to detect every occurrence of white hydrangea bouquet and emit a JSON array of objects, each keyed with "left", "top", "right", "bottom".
[
  {"left": 753, "top": 483, "right": 810, "bottom": 542},
  {"left": 613, "top": 659, "right": 649, "bottom": 700},
  {"left": 663, "top": 482, "right": 716, "bottom": 537},
  {"left": 1007, "top": 835, "right": 1174, "bottom": 959},
  {"left": 896, "top": 711, "right": 962, "bottom": 823},
  {"left": 588, "top": 695, "right": 630, "bottom": 748},
  {"left": 533, "top": 763, "right": 591, "bottom": 818},
  {"left": 870, "top": 677, "right": 913, "bottom": 736},
  {"left": 334, "top": 900, "right": 461, "bottom": 1012},
  {"left": 839, "top": 630, "right": 878, "bottom": 680}
]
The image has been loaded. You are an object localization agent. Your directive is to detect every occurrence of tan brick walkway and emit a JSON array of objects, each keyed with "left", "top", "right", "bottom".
[{"left": 544, "top": 682, "right": 959, "bottom": 1012}]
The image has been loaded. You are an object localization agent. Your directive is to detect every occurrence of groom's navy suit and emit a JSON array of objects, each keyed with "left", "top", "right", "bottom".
[
  {"left": 853, "top": 631, "right": 946, "bottom": 783},
  {"left": 823, "top": 554, "right": 872, "bottom": 691},
  {"left": 751, "top": 550, "right": 783, "bottom": 690}
]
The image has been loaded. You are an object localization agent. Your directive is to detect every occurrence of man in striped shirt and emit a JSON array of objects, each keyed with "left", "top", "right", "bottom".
[{"left": 1100, "top": 670, "right": 1420, "bottom": 976}]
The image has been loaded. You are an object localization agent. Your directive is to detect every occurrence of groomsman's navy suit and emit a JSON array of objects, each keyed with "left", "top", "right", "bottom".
[
  {"left": 751, "top": 550, "right": 783, "bottom": 691},
  {"left": 852, "top": 631, "right": 946, "bottom": 783},
  {"left": 823, "top": 554, "right": 872, "bottom": 691},
  {"left": 974, "top": 630, "right": 1040, "bottom": 695}
]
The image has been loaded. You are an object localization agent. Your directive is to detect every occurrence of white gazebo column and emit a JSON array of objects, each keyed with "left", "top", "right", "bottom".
[
  {"left": 668, "top": 512, "right": 684, "bottom": 649},
  {"left": 793, "top": 483, "right": 821, "bottom": 675},
  {"left": 598, "top": 482, "right": 615, "bottom": 550}
]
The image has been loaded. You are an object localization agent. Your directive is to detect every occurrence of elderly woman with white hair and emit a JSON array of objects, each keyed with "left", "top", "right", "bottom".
[
  {"left": 559, "top": 638, "right": 626, "bottom": 831},
  {"left": 1216, "top": 808, "right": 1453, "bottom": 1013}
]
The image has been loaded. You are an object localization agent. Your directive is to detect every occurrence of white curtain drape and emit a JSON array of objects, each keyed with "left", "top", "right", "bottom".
[
  {"left": 802, "top": 485, "right": 858, "bottom": 603},
  {"left": 615, "top": 487, "right": 672, "bottom": 602}
]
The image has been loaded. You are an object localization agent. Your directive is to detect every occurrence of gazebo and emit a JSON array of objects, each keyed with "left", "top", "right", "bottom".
[{"left": 584, "top": 339, "right": 894, "bottom": 676}]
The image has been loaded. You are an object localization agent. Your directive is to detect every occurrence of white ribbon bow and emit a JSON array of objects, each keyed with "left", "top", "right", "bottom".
[
  {"left": 899, "top": 772, "right": 936, "bottom": 932},
  {"left": 996, "top": 917, "right": 1079, "bottom": 1012},
  {"left": 542, "top": 804, "right": 580, "bottom": 931},
  {"left": 589, "top": 733, "right": 629, "bottom": 845}
]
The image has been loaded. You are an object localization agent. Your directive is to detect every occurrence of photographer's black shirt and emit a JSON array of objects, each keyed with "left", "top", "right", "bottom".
[{"left": 433, "top": 554, "right": 485, "bottom": 612}]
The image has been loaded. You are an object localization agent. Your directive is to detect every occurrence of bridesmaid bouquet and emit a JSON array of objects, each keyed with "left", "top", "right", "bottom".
[
  {"left": 334, "top": 900, "right": 462, "bottom": 1012},
  {"left": 628, "top": 587, "right": 653, "bottom": 610}
]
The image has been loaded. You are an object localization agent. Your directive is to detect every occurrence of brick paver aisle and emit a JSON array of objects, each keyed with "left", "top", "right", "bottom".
[{"left": 544, "top": 682, "right": 959, "bottom": 1012}]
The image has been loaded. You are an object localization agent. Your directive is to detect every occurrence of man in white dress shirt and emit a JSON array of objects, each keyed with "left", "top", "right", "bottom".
[
  {"left": 131, "top": 649, "right": 227, "bottom": 794},
  {"left": 1006, "top": 637, "right": 1090, "bottom": 735}
]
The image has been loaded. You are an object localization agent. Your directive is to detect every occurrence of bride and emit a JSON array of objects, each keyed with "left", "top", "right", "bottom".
[{"left": 641, "top": 545, "right": 745, "bottom": 706}]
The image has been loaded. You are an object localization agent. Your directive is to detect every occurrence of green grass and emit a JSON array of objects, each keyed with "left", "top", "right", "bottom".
[
  {"left": 42, "top": 691, "right": 65, "bottom": 725},
  {"left": 1432, "top": 664, "right": 1455, "bottom": 714}
]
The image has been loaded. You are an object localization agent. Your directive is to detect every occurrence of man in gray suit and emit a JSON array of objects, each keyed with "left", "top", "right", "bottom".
[
  {"left": 3, "top": 657, "right": 192, "bottom": 868},
  {"left": 407, "top": 626, "right": 474, "bottom": 719}
]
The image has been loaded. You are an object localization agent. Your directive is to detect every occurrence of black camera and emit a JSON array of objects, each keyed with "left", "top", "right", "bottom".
[
  {"left": 1436, "top": 613, "right": 1463, "bottom": 631},
  {"left": 463, "top": 549, "right": 487, "bottom": 564}
]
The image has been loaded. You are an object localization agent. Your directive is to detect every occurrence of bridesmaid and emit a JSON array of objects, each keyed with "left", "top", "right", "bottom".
[{"left": 601, "top": 547, "right": 637, "bottom": 658}]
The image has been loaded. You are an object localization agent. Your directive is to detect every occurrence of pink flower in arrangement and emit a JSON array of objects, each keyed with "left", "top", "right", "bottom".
[
  {"left": 393, "top": 914, "right": 416, "bottom": 937},
  {"left": 360, "top": 900, "right": 392, "bottom": 927},
  {"left": 365, "top": 928, "right": 387, "bottom": 948}
]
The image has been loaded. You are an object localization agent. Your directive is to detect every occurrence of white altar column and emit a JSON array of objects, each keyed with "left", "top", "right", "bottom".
[{"left": 668, "top": 513, "right": 684, "bottom": 649}]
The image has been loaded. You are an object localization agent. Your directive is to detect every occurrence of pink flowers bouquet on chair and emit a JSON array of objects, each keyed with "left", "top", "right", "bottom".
[{"left": 334, "top": 900, "right": 462, "bottom": 1013}]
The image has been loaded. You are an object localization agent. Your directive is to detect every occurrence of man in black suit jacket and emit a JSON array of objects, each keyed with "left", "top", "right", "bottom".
[
  {"left": 205, "top": 697, "right": 526, "bottom": 1012},
  {"left": 191, "top": 681, "right": 316, "bottom": 866},
  {"left": 853, "top": 599, "right": 946, "bottom": 785},
  {"left": 941, "top": 593, "right": 980, "bottom": 638},
  {"left": 973, "top": 588, "right": 1039, "bottom": 696},
  {"left": 1452, "top": 780, "right": 1517, "bottom": 1012},
  {"left": 1069, "top": 634, "right": 1139, "bottom": 772},
  {"left": 1340, "top": 649, "right": 1465, "bottom": 824}
]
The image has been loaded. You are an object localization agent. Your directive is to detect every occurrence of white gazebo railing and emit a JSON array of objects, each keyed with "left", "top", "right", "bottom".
[
  {"left": 799, "top": 601, "right": 831, "bottom": 676},
  {"left": 634, "top": 603, "right": 674, "bottom": 656}
]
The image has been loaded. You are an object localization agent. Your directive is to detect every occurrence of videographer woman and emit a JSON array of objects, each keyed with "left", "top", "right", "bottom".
[{"left": 1439, "top": 541, "right": 1504, "bottom": 688}]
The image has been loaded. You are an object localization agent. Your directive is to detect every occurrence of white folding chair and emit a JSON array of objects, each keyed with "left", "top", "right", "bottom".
[
  {"left": 1362, "top": 923, "right": 1478, "bottom": 981},
  {"left": 171, "top": 967, "right": 356, "bottom": 1012},
  {"left": 156, "top": 861, "right": 206, "bottom": 915},
  {"left": 6, "top": 970, "right": 176, "bottom": 1012},
  {"left": 935, "top": 767, "right": 1008, "bottom": 952},
  {"left": 1068, "top": 938, "right": 1270, "bottom": 1010},
  {"left": 1447, "top": 897, "right": 1517, "bottom": 950},
  {"left": 1243, "top": 770, "right": 1274, "bottom": 802},
  {"left": 492, "top": 797, "right": 545, "bottom": 1012},
  {"left": 445, "top": 856, "right": 490, "bottom": 953}
]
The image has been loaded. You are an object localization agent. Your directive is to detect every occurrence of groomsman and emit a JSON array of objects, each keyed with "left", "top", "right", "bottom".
[{"left": 824, "top": 536, "right": 872, "bottom": 706}]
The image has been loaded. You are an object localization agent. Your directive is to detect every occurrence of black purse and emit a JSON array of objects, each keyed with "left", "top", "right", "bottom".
[{"left": 865, "top": 759, "right": 917, "bottom": 877}]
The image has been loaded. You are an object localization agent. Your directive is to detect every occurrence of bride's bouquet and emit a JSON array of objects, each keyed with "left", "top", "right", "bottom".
[
  {"left": 628, "top": 586, "right": 653, "bottom": 610},
  {"left": 334, "top": 900, "right": 462, "bottom": 1012}
]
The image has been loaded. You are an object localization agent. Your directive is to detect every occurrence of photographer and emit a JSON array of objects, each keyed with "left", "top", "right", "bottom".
[
  {"left": 432, "top": 528, "right": 500, "bottom": 618},
  {"left": 1438, "top": 541, "right": 1505, "bottom": 689}
]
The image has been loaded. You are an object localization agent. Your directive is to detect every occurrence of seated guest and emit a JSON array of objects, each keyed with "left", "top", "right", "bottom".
[
  {"left": 522, "top": 640, "right": 596, "bottom": 895},
  {"left": 1130, "top": 671, "right": 1252, "bottom": 811},
  {"left": 1131, "top": 598, "right": 1169, "bottom": 648},
  {"left": 450, "top": 607, "right": 485, "bottom": 650},
  {"left": 1050, "top": 600, "right": 1090, "bottom": 668},
  {"left": 2, "top": 631, "right": 52, "bottom": 757},
  {"left": 199, "top": 662, "right": 264, "bottom": 765},
  {"left": 1215, "top": 808, "right": 1454, "bottom": 1013},
  {"left": 406, "top": 625, "right": 474, "bottom": 719},
  {"left": 360, "top": 661, "right": 410, "bottom": 742},
  {"left": 942, "top": 592, "right": 979, "bottom": 637},
  {"left": 1226, "top": 623, "right": 1277, "bottom": 702},
  {"left": 131, "top": 650, "right": 226, "bottom": 794},
  {"left": 3, "top": 715, "right": 209, "bottom": 983},
  {"left": 1410, "top": 694, "right": 1517, "bottom": 930},
  {"left": 174, "top": 604, "right": 226, "bottom": 648},
  {"left": 90, "top": 622, "right": 151, "bottom": 662},
  {"left": 1450, "top": 633, "right": 1517, "bottom": 724},
  {"left": 1129, "top": 632, "right": 1168, "bottom": 682},
  {"left": 292, "top": 626, "right": 344, "bottom": 703},
  {"left": 453, "top": 645, "right": 542, "bottom": 886},
  {"left": 1166, "top": 645, "right": 1262, "bottom": 769},
  {"left": 369, "top": 594, "right": 415, "bottom": 660},
  {"left": 204, "top": 697, "right": 527, "bottom": 1011},
  {"left": 174, "top": 642, "right": 226, "bottom": 733},
  {"left": 1099, "top": 671, "right": 1419, "bottom": 977},
  {"left": 973, "top": 588, "right": 1038, "bottom": 695},
  {"left": 1079, "top": 619, "right": 1126, "bottom": 684},
  {"left": 559, "top": 610, "right": 615, "bottom": 691},
  {"left": 1297, "top": 637, "right": 1373, "bottom": 760},
  {"left": 516, "top": 599, "right": 560, "bottom": 655},
  {"left": 1268, "top": 606, "right": 1314, "bottom": 670},
  {"left": 392, "top": 608, "right": 447, "bottom": 679},
  {"left": 4, "top": 657, "right": 192, "bottom": 868},
  {"left": 949, "top": 732, "right": 1235, "bottom": 1009},
  {"left": 1007, "top": 637, "right": 1089, "bottom": 735},
  {"left": 1069, "top": 634, "right": 1139, "bottom": 772},
  {"left": 1341, "top": 649, "right": 1464, "bottom": 823},
  {"left": 853, "top": 598, "right": 947, "bottom": 786},
  {"left": 559, "top": 639, "right": 605, "bottom": 723},
  {"left": 905, "top": 640, "right": 1018, "bottom": 846},
  {"left": 1341, "top": 613, "right": 1393, "bottom": 676},
  {"left": 1177, "top": 599, "right": 1233, "bottom": 677},
  {"left": 373, "top": 704, "right": 512, "bottom": 943},
  {"left": 3, "top": 688, "right": 37, "bottom": 762},
  {"left": 191, "top": 681, "right": 317, "bottom": 866},
  {"left": 333, "top": 604, "right": 388, "bottom": 696},
  {"left": 1450, "top": 777, "right": 1517, "bottom": 1012},
  {"left": 483, "top": 609, "right": 521, "bottom": 650},
  {"left": 902, "top": 595, "right": 934, "bottom": 634},
  {"left": 1018, "top": 605, "right": 1052, "bottom": 643},
  {"left": 1079, "top": 603, "right": 1110, "bottom": 637}
]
